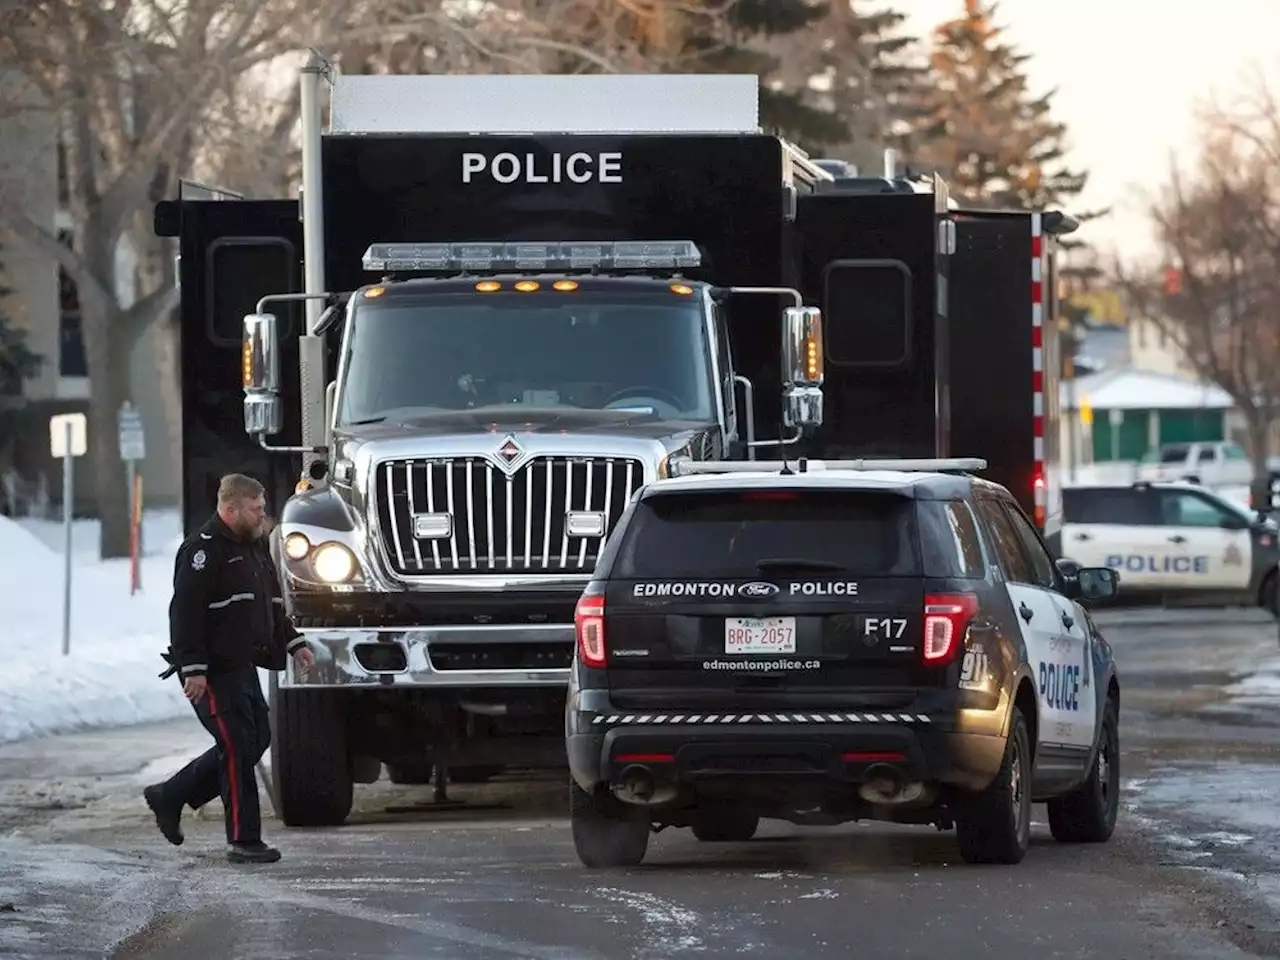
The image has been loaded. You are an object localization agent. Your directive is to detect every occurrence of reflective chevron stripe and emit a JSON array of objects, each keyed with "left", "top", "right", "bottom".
[{"left": 589, "top": 713, "right": 932, "bottom": 726}]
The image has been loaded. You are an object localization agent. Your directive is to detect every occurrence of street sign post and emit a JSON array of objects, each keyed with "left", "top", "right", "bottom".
[
  {"left": 118, "top": 402, "right": 146, "bottom": 593},
  {"left": 49, "top": 412, "right": 87, "bottom": 656},
  {"left": 1108, "top": 408, "right": 1123, "bottom": 463}
]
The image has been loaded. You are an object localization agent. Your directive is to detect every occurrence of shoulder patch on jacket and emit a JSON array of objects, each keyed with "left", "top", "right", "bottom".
[{"left": 191, "top": 549, "right": 208, "bottom": 571}]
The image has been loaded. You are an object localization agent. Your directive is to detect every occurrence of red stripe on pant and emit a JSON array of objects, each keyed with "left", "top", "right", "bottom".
[{"left": 205, "top": 689, "right": 242, "bottom": 842}]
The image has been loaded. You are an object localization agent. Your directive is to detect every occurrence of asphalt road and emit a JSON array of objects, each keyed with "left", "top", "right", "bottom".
[{"left": 3, "top": 606, "right": 1280, "bottom": 959}]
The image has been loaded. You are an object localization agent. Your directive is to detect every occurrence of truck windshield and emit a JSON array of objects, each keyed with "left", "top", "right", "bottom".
[{"left": 337, "top": 292, "right": 716, "bottom": 424}]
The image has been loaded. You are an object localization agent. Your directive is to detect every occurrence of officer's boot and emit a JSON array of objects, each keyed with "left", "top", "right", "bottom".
[
  {"left": 227, "top": 840, "right": 282, "bottom": 863},
  {"left": 143, "top": 784, "right": 184, "bottom": 846}
]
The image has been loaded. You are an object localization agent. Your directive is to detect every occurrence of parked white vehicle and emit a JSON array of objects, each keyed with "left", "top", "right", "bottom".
[{"left": 1137, "top": 441, "right": 1254, "bottom": 488}]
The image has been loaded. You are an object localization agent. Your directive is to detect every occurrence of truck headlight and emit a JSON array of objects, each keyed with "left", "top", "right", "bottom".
[
  {"left": 312, "top": 542, "right": 356, "bottom": 583},
  {"left": 283, "top": 533, "right": 310, "bottom": 560}
]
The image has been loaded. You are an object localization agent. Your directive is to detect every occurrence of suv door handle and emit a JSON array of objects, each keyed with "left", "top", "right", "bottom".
[
  {"left": 1169, "top": 534, "right": 1187, "bottom": 544},
  {"left": 1061, "top": 611, "right": 1074, "bottom": 629},
  {"left": 1073, "top": 532, "right": 1092, "bottom": 541},
  {"left": 1019, "top": 602, "right": 1034, "bottom": 623}
]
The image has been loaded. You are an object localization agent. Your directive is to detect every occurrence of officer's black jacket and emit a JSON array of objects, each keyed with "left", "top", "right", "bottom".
[{"left": 168, "top": 514, "right": 305, "bottom": 679}]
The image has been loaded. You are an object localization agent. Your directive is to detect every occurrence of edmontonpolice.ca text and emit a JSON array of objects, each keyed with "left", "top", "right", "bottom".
[
  {"left": 632, "top": 581, "right": 859, "bottom": 598},
  {"left": 703, "top": 659, "right": 821, "bottom": 671}
]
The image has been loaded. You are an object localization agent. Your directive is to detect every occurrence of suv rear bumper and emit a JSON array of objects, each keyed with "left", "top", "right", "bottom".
[{"left": 567, "top": 709, "right": 1006, "bottom": 797}]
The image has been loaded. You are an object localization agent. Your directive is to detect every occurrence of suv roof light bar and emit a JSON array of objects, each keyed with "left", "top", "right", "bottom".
[
  {"left": 362, "top": 240, "right": 703, "bottom": 274},
  {"left": 669, "top": 458, "right": 988, "bottom": 476}
]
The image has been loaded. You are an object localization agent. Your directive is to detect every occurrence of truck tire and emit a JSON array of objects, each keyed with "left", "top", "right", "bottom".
[
  {"left": 271, "top": 685, "right": 354, "bottom": 827},
  {"left": 570, "top": 780, "right": 649, "bottom": 868},
  {"left": 1047, "top": 699, "right": 1119, "bottom": 844},
  {"left": 692, "top": 811, "right": 759, "bottom": 842},
  {"left": 955, "top": 706, "right": 1031, "bottom": 865}
]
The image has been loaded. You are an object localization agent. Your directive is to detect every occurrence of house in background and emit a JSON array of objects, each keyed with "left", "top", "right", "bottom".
[{"left": 0, "top": 72, "right": 179, "bottom": 517}]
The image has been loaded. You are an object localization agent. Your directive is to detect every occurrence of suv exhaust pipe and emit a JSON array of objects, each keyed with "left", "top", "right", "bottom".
[
  {"left": 612, "top": 764, "right": 677, "bottom": 806},
  {"left": 858, "top": 763, "right": 928, "bottom": 805}
]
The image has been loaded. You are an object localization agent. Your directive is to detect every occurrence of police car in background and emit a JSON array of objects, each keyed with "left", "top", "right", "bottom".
[
  {"left": 1057, "top": 481, "right": 1280, "bottom": 614},
  {"left": 565, "top": 457, "right": 1122, "bottom": 869}
]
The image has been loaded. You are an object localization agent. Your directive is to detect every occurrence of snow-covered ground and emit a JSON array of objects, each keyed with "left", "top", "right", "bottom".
[{"left": 0, "top": 510, "right": 188, "bottom": 744}]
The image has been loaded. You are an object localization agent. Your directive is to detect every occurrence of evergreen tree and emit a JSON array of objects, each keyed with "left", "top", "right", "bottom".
[
  {"left": 766, "top": 1, "right": 932, "bottom": 164},
  {"left": 522, "top": 0, "right": 844, "bottom": 146},
  {"left": 0, "top": 238, "right": 41, "bottom": 401},
  {"left": 903, "top": 0, "right": 1089, "bottom": 211}
]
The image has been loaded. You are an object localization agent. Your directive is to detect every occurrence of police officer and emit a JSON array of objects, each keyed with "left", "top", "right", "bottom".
[{"left": 142, "top": 473, "right": 315, "bottom": 863}]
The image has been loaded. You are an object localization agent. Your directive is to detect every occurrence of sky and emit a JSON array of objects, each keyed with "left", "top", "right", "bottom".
[{"left": 899, "top": 0, "right": 1280, "bottom": 265}]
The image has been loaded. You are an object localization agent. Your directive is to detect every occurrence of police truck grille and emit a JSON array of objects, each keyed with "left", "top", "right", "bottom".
[{"left": 374, "top": 456, "right": 645, "bottom": 575}]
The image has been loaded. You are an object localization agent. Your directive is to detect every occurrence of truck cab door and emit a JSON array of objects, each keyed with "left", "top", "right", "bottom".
[{"left": 155, "top": 193, "right": 304, "bottom": 536}]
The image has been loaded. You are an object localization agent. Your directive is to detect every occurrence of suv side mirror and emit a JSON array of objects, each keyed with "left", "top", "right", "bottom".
[
  {"left": 242, "top": 312, "right": 282, "bottom": 436},
  {"left": 1067, "top": 566, "right": 1120, "bottom": 603},
  {"left": 781, "top": 305, "right": 824, "bottom": 429},
  {"left": 1219, "top": 513, "right": 1249, "bottom": 531}
]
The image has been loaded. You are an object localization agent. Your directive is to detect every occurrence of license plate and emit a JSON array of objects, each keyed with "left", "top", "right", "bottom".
[{"left": 725, "top": 617, "right": 797, "bottom": 655}]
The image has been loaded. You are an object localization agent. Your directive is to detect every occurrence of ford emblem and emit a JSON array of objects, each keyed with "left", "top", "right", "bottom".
[{"left": 738, "top": 581, "right": 780, "bottom": 598}]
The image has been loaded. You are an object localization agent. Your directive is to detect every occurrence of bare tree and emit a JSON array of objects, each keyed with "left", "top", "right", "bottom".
[
  {"left": 0, "top": 0, "right": 350, "bottom": 558},
  {"left": 1117, "top": 88, "right": 1280, "bottom": 487}
]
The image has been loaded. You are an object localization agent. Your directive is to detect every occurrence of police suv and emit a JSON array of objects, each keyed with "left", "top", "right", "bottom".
[
  {"left": 565, "top": 458, "right": 1122, "bottom": 868},
  {"left": 1059, "top": 481, "right": 1280, "bottom": 613}
]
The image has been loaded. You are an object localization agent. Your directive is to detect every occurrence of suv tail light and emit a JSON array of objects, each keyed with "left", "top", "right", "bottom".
[
  {"left": 923, "top": 593, "right": 979, "bottom": 665},
  {"left": 575, "top": 594, "right": 607, "bottom": 668}
]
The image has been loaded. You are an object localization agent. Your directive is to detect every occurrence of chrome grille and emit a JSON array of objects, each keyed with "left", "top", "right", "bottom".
[{"left": 374, "top": 456, "right": 646, "bottom": 575}]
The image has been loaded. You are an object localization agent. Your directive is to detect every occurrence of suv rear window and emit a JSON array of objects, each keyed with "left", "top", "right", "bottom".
[
  {"left": 1062, "top": 487, "right": 1157, "bottom": 525},
  {"left": 613, "top": 489, "right": 920, "bottom": 579}
]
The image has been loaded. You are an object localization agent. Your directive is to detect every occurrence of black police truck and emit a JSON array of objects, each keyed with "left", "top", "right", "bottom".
[
  {"left": 155, "top": 62, "right": 1073, "bottom": 827},
  {"left": 566, "top": 458, "right": 1122, "bottom": 867}
]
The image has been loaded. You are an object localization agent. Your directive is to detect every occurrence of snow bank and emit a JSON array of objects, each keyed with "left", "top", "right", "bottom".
[
  {"left": 1225, "top": 656, "right": 1280, "bottom": 699},
  {"left": 0, "top": 511, "right": 189, "bottom": 744}
]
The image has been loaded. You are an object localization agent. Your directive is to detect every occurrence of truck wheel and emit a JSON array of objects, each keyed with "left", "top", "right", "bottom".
[
  {"left": 955, "top": 706, "right": 1032, "bottom": 865},
  {"left": 570, "top": 780, "right": 649, "bottom": 868},
  {"left": 449, "top": 765, "right": 504, "bottom": 784},
  {"left": 1047, "top": 699, "right": 1120, "bottom": 844},
  {"left": 271, "top": 686, "right": 354, "bottom": 827},
  {"left": 692, "top": 811, "right": 759, "bottom": 842}
]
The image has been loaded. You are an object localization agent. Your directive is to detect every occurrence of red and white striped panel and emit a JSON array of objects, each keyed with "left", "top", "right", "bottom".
[{"left": 1030, "top": 213, "right": 1046, "bottom": 527}]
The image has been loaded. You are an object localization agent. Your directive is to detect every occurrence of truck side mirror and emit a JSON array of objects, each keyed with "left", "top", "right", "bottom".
[
  {"left": 781, "top": 305, "right": 825, "bottom": 429},
  {"left": 242, "top": 312, "right": 282, "bottom": 436}
]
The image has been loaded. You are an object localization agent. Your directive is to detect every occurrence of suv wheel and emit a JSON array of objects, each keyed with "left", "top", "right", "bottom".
[
  {"left": 570, "top": 780, "right": 650, "bottom": 868},
  {"left": 1047, "top": 699, "right": 1120, "bottom": 843},
  {"left": 955, "top": 705, "right": 1032, "bottom": 865},
  {"left": 692, "top": 811, "right": 759, "bottom": 842}
]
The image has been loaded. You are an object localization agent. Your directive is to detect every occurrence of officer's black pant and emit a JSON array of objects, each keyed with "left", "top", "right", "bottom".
[{"left": 160, "top": 668, "right": 271, "bottom": 844}]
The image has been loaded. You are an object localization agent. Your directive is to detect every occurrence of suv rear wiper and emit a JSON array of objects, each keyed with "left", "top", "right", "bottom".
[{"left": 756, "top": 558, "right": 846, "bottom": 572}]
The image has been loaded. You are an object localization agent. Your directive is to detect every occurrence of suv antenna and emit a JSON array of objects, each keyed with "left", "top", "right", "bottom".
[{"left": 777, "top": 422, "right": 794, "bottom": 475}]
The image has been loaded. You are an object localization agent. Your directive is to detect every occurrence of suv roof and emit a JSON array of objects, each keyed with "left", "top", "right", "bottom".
[
  {"left": 643, "top": 467, "right": 1005, "bottom": 502},
  {"left": 1064, "top": 480, "right": 1213, "bottom": 495}
]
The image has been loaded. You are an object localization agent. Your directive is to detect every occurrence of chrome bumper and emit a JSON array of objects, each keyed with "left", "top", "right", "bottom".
[{"left": 282, "top": 623, "right": 573, "bottom": 689}]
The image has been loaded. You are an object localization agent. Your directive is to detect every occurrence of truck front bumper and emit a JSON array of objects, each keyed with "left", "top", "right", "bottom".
[{"left": 283, "top": 623, "right": 574, "bottom": 689}]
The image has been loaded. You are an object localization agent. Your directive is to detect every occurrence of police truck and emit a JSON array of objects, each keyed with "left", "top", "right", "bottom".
[{"left": 154, "top": 57, "right": 1074, "bottom": 827}]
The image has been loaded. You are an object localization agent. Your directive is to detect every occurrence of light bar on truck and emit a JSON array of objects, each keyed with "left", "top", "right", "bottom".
[{"left": 361, "top": 241, "right": 703, "bottom": 274}]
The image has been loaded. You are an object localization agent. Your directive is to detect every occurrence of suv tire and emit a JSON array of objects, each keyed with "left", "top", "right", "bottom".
[
  {"left": 1047, "top": 699, "right": 1119, "bottom": 843},
  {"left": 692, "top": 811, "right": 759, "bottom": 842},
  {"left": 955, "top": 705, "right": 1031, "bottom": 865},
  {"left": 570, "top": 780, "right": 649, "bottom": 868}
]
